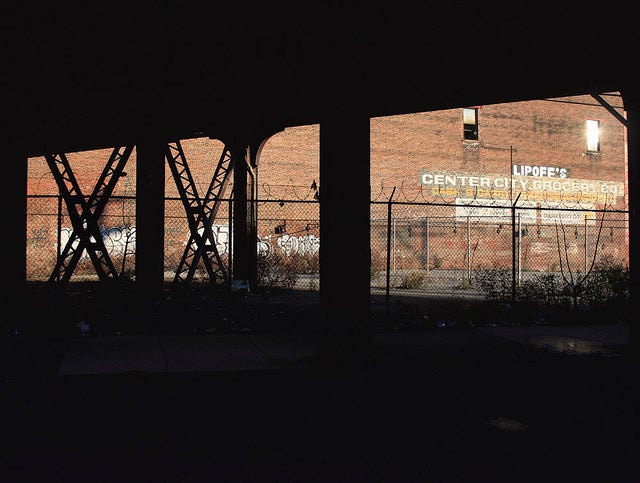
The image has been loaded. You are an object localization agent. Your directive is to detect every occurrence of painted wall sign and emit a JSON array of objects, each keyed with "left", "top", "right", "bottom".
[
  {"left": 511, "top": 164, "right": 569, "bottom": 178},
  {"left": 454, "top": 199, "right": 596, "bottom": 225},
  {"left": 539, "top": 206, "right": 596, "bottom": 225},
  {"left": 418, "top": 170, "right": 624, "bottom": 204},
  {"left": 455, "top": 199, "right": 537, "bottom": 223}
]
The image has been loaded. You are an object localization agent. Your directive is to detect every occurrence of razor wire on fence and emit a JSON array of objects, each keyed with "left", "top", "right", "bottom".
[
  {"left": 26, "top": 195, "right": 323, "bottom": 291},
  {"left": 26, "top": 194, "right": 629, "bottom": 324},
  {"left": 369, "top": 199, "right": 629, "bottom": 326},
  {"left": 370, "top": 200, "right": 628, "bottom": 286}
]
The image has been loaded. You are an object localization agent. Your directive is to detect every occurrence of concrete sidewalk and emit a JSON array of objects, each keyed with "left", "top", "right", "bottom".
[
  {"left": 56, "top": 323, "right": 630, "bottom": 376},
  {"left": 57, "top": 333, "right": 319, "bottom": 375}
]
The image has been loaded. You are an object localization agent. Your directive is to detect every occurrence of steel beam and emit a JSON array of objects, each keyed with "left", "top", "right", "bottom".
[
  {"left": 166, "top": 141, "right": 231, "bottom": 287},
  {"left": 46, "top": 146, "right": 133, "bottom": 282}
]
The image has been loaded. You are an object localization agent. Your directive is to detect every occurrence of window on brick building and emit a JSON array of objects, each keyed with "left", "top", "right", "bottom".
[
  {"left": 586, "top": 119, "right": 600, "bottom": 153},
  {"left": 463, "top": 108, "right": 478, "bottom": 141}
]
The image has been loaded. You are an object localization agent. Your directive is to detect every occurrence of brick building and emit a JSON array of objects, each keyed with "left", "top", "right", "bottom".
[
  {"left": 257, "top": 93, "right": 627, "bottom": 209},
  {"left": 26, "top": 93, "right": 628, "bottom": 280},
  {"left": 256, "top": 92, "right": 628, "bottom": 274}
]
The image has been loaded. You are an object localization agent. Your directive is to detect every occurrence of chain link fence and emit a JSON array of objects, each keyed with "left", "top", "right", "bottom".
[
  {"left": 370, "top": 199, "right": 629, "bottom": 327},
  {"left": 27, "top": 194, "right": 139, "bottom": 282},
  {"left": 371, "top": 201, "right": 629, "bottom": 289},
  {"left": 26, "top": 193, "right": 629, "bottom": 327},
  {"left": 26, "top": 194, "right": 322, "bottom": 291}
]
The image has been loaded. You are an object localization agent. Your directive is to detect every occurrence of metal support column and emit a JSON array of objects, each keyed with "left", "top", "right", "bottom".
[
  {"left": 166, "top": 141, "right": 231, "bottom": 288},
  {"left": 3, "top": 149, "right": 27, "bottom": 327},
  {"left": 46, "top": 146, "right": 133, "bottom": 283},
  {"left": 136, "top": 139, "right": 166, "bottom": 304},
  {"left": 319, "top": 107, "right": 372, "bottom": 366},
  {"left": 623, "top": 89, "right": 639, "bottom": 358},
  {"left": 230, "top": 143, "right": 251, "bottom": 292}
]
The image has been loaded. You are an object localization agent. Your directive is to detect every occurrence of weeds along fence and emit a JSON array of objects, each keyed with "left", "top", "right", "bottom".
[
  {"left": 26, "top": 194, "right": 629, "bottom": 322},
  {"left": 371, "top": 200, "right": 629, "bottom": 286},
  {"left": 370, "top": 199, "right": 629, "bottom": 325}
]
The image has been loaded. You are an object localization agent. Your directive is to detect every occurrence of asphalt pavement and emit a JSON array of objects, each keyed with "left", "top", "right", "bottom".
[{"left": 2, "top": 322, "right": 638, "bottom": 482}]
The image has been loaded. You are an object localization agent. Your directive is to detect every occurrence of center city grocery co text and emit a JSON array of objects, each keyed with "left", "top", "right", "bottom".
[{"left": 418, "top": 164, "right": 624, "bottom": 204}]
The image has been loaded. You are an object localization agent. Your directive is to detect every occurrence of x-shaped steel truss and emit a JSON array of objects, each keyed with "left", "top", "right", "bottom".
[
  {"left": 46, "top": 146, "right": 134, "bottom": 282},
  {"left": 166, "top": 141, "right": 233, "bottom": 286}
]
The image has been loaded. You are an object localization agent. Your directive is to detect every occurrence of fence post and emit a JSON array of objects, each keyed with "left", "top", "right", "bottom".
[
  {"left": 425, "top": 215, "right": 429, "bottom": 273},
  {"left": 511, "top": 193, "right": 521, "bottom": 304},
  {"left": 584, "top": 214, "right": 589, "bottom": 274},
  {"left": 228, "top": 195, "right": 233, "bottom": 289},
  {"left": 56, "top": 194, "right": 62, "bottom": 283},
  {"left": 466, "top": 215, "right": 471, "bottom": 283},
  {"left": 393, "top": 218, "right": 396, "bottom": 272},
  {"left": 385, "top": 187, "right": 396, "bottom": 315},
  {"left": 517, "top": 213, "right": 522, "bottom": 287}
]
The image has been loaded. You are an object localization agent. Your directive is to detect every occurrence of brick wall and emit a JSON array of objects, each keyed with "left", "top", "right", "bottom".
[
  {"left": 28, "top": 93, "right": 626, "bottom": 205},
  {"left": 26, "top": 94, "right": 629, "bottom": 279}
]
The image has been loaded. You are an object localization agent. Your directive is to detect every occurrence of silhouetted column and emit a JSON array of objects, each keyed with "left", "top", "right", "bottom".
[
  {"left": 135, "top": 139, "right": 166, "bottom": 304},
  {"left": 319, "top": 108, "right": 371, "bottom": 366},
  {"left": 3, "top": 149, "right": 27, "bottom": 324},
  {"left": 624, "top": 90, "right": 640, "bottom": 358},
  {"left": 231, "top": 143, "right": 252, "bottom": 292},
  {"left": 247, "top": 142, "right": 260, "bottom": 290}
]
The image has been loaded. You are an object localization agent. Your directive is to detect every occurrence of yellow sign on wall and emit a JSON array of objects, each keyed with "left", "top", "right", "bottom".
[{"left": 419, "top": 170, "right": 624, "bottom": 205}]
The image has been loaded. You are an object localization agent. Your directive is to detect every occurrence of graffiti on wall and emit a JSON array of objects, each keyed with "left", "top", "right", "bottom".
[
  {"left": 57, "top": 224, "right": 321, "bottom": 261},
  {"left": 193, "top": 225, "right": 320, "bottom": 259},
  {"left": 192, "top": 224, "right": 231, "bottom": 256},
  {"left": 257, "top": 237, "right": 271, "bottom": 257},
  {"left": 59, "top": 225, "right": 136, "bottom": 259},
  {"left": 273, "top": 233, "right": 320, "bottom": 257}
]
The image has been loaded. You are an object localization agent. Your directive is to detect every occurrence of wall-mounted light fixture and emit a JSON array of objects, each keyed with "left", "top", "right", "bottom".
[{"left": 274, "top": 220, "right": 287, "bottom": 234}]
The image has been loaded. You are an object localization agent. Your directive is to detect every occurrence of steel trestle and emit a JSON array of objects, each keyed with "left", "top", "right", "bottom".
[
  {"left": 46, "top": 146, "right": 134, "bottom": 282},
  {"left": 166, "top": 141, "right": 233, "bottom": 287}
]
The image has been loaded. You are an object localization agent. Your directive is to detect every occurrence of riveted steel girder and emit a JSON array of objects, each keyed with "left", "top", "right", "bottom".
[
  {"left": 166, "top": 141, "right": 232, "bottom": 287},
  {"left": 46, "top": 145, "right": 133, "bottom": 282}
]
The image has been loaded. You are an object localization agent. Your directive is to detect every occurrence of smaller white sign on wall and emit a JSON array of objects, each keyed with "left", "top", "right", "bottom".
[
  {"left": 539, "top": 205, "right": 596, "bottom": 225},
  {"left": 455, "top": 199, "right": 537, "bottom": 223}
]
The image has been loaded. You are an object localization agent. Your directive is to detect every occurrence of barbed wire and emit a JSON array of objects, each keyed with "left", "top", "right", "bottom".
[{"left": 258, "top": 179, "right": 319, "bottom": 201}]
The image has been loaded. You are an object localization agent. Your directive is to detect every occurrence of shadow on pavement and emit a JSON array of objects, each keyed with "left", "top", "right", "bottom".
[{"left": 2, "top": 319, "right": 638, "bottom": 482}]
